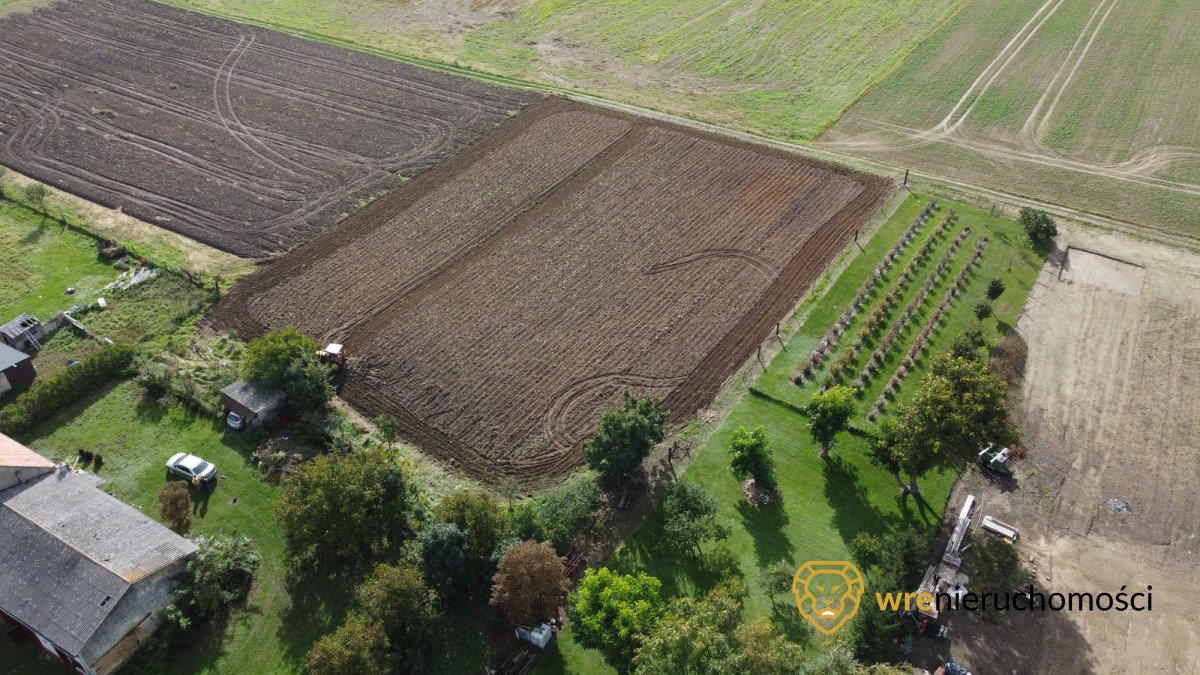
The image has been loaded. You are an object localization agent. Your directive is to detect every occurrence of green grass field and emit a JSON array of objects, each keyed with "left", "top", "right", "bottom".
[
  {"left": 0, "top": 202, "right": 117, "bottom": 322},
  {"left": 163, "top": 0, "right": 968, "bottom": 141},
  {"left": 25, "top": 272, "right": 211, "bottom": 381},
  {"left": 822, "top": 0, "right": 1200, "bottom": 238},
  {"left": 540, "top": 193, "right": 1046, "bottom": 672},
  {"left": 0, "top": 199, "right": 213, "bottom": 382}
]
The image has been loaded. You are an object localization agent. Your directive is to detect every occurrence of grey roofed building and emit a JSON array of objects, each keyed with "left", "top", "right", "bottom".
[
  {"left": 0, "top": 313, "right": 45, "bottom": 351},
  {"left": 0, "top": 343, "right": 29, "bottom": 371},
  {"left": 0, "top": 343, "right": 36, "bottom": 395},
  {"left": 220, "top": 379, "right": 285, "bottom": 427},
  {"left": 0, "top": 439, "right": 198, "bottom": 675}
]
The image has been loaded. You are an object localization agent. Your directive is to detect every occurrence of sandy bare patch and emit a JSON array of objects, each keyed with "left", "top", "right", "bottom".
[
  {"left": 919, "top": 226, "right": 1200, "bottom": 672},
  {"left": 1060, "top": 247, "right": 1146, "bottom": 296}
]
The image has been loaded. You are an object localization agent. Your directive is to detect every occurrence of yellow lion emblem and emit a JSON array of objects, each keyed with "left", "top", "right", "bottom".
[{"left": 792, "top": 561, "right": 865, "bottom": 634}]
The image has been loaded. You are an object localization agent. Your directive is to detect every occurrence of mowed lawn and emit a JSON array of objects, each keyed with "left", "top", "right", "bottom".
[
  {"left": 164, "top": 0, "right": 968, "bottom": 141},
  {"left": 1, "top": 380, "right": 331, "bottom": 675},
  {"left": 822, "top": 0, "right": 1200, "bottom": 237},
  {"left": 541, "top": 194, "right": 1047, "bottom": 672},
  {"left": 0, "top": 201, "right": 116, "bottom": 322}
]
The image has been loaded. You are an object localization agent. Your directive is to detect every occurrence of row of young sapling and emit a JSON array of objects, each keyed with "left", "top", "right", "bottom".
[
  {"left": 851, "top": 219, "right": 969, "bottom": 391},
  {"left": 817, "top": 210, "right": 956, "bottom": 389},
  {"left": 867, "top": 237, "right": 990, "bottom": 421},
  {"left": 794, "top": 200, "right": 939, "bottom": 386}
]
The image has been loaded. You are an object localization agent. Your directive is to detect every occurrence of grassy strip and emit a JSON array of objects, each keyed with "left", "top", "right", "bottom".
[{"left": 0, "top": 172, "right": 255, "bottom": 282}]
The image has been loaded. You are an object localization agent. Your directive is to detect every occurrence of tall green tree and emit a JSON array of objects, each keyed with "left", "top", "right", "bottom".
[
  {"left": 1018, "top": 207, "right": 1058, "bottom": 242},
  {"left": 632, "top": 582, "right": 743, "bottom": 674},
  {"left": 435, "top": 490, "right": 507, "bottom": 581},
  {"left": 729, "top": 426, "right": 776, "bottom": 492},
  {"left": 986, "top": 278, "right": 1006, "bottom": 301},
  {"left": 583, "top": 391, "right": 666, "bottom": 484},
  {"left": 282, "top": 352, "right": 333, "bottom": 417},
  {"left": 569, "top": 568, "right": 666, "bottom": 670},
  {"left": 974, "top": 300, "right": 994, "bottom": 324},
  {"left": 167, "top": 535, "right": 260, "bottom": 629},
  {"left": 537, "top": 470, "right": 601, "bottom": 553},
  {"left": 354, "top": 563, "right": 442, "bottom": 669},
  {"left": 866, "top": 418, "right": 907, "bottom": 493},
  {"left": 659, "top": 480, "right": 721, "bottom": 556},
  {"left": 806, "top": 385, "right": 857, "bottom": 460},
  {"left": 240, "top": 327, "right": 318, "bottom": 388},
  {"left": 890, "top": 354, "right": 1019, "bottom": 495},
  {"left": 735, "top": 618, "right": 807, "bottom": 673},
  {"left": 375, "top": 414, "right": 399, "bottom": 455},
  {"left": 419, "top": 522, "right": 470, "bottom": 597},
  {"left": 306, "top": 614, "right": 391, "bottom": 675},
  {"left": 277, "top": 453, "right": 417, "bottom": 571},
  {"left": 760, "top": 560, "right": 796, "bottom": 607}
]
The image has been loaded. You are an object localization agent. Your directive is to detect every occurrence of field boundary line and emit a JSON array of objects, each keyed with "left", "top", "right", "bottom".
[{"left": 818, "top": 0, "right": 975, "bottom": 139}]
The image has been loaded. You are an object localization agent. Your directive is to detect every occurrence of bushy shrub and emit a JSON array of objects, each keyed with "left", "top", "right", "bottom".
[
  {"left": 167, "top": 534, "right": 260, "bottom": 630},
  {"left": 240, "top": 327, "right": 317, "bottom": 388},
  {"left": 419, "top": 522, "right": 470, "bottom": 597},
  {"left": 157, "top": 482, "right": 192, "bottom": 532},
  {"left": 0, "top": 343, "right": 136, "bottom": 435},
  {"left": 659, "top": 480, "right": 721, "bottom": 555},
  {"left": 537, "top": 470, "right": 601, "bottom": 553},
  {"left": 1019, "top": 208, "right": 1058, "bottom": 242}
]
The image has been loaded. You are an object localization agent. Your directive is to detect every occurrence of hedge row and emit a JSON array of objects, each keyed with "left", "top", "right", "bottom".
[{"left": 0, "top": 343, "right": 136, "bottom": 435}]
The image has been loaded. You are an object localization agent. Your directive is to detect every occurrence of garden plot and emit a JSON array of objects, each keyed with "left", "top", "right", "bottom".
[
  {"left": 0, "top": 0, "right": 538, "bottom": 257},
  {"left": 212, "top": 98, "right": 892, "bottom": 486}
]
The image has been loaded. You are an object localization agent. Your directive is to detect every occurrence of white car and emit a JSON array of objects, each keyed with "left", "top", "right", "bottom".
[
  {"left": 225, "top": 410, "right": 246, "bottom": 430},
  {"left": 166, "top": 453, "right": 217, "bottom": 483}
]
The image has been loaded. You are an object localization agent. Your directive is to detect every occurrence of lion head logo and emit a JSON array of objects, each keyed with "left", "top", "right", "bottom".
[{"left": 792, "top": 561, "right": 865, "bottom": 634}]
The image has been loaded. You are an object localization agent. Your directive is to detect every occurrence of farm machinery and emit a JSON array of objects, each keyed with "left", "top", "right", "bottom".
[
  {"left": 317, "top": 343, "right": 345, "bottom": 369},
  {"left": 976, "top": 444, "right": 1013, "bottom": 477}
]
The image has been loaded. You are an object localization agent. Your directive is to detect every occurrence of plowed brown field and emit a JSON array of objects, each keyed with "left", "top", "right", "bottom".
[
  {"left": 213, "top": 99, "right": 892, "bottom": 486},
  {"left": 0, "top": 0, "right": 537, "bottom": 257}
]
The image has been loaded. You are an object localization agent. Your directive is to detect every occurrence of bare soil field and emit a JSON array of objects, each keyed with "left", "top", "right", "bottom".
[
  {"left": 0, "top": 0, "right": 538, "bottom": 257},
  {"left": 918, "top": 228, "right": 1200, "bottom": 673},
  {"left": 212, "top": 98, "right": 892, "bottom": 486}
]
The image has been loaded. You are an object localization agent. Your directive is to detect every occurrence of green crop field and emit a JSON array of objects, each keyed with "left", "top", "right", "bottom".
[
  {"left": 822, "top": 0, "right": 1200, "bottom": 238},
  {"left": 163, "top": 0, "right": 968, "bottom": 141}
]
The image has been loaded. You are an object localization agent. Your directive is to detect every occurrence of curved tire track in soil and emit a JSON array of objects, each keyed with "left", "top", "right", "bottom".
[
  {"left": 0, "top": 0, "right": 539, "bottom": 257},
  {"left": 541, "top": 373, "right": 686, "bottom": 453},
  {"left": 213, "top": 98, "right": 892, "bottom": 487}
]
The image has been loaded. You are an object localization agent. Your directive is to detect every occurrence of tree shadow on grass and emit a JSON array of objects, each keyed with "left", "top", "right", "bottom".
[
  {"left": 822, "top": 455, "right": 892, "bottom": 544},
  {"left": 133, "top": 386, "right": 174, "bottom": 426},
  {"left": 611, "top": 523, "right": 712, "bottom": 598},
  {"left": 769, "top": 596, "right": 816, "bottom": 645},
  {"left": 894, "top": 489, "right": 937, "bottom": 527},
  {"left": 17, "top": 378, "right": 123, "bottom": 446},
  {"left": 277, "top": 572, "right": 356, "bottom": 669},
  {"left": 736, "top": 499, "right": 794, "bottom": 568}
]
